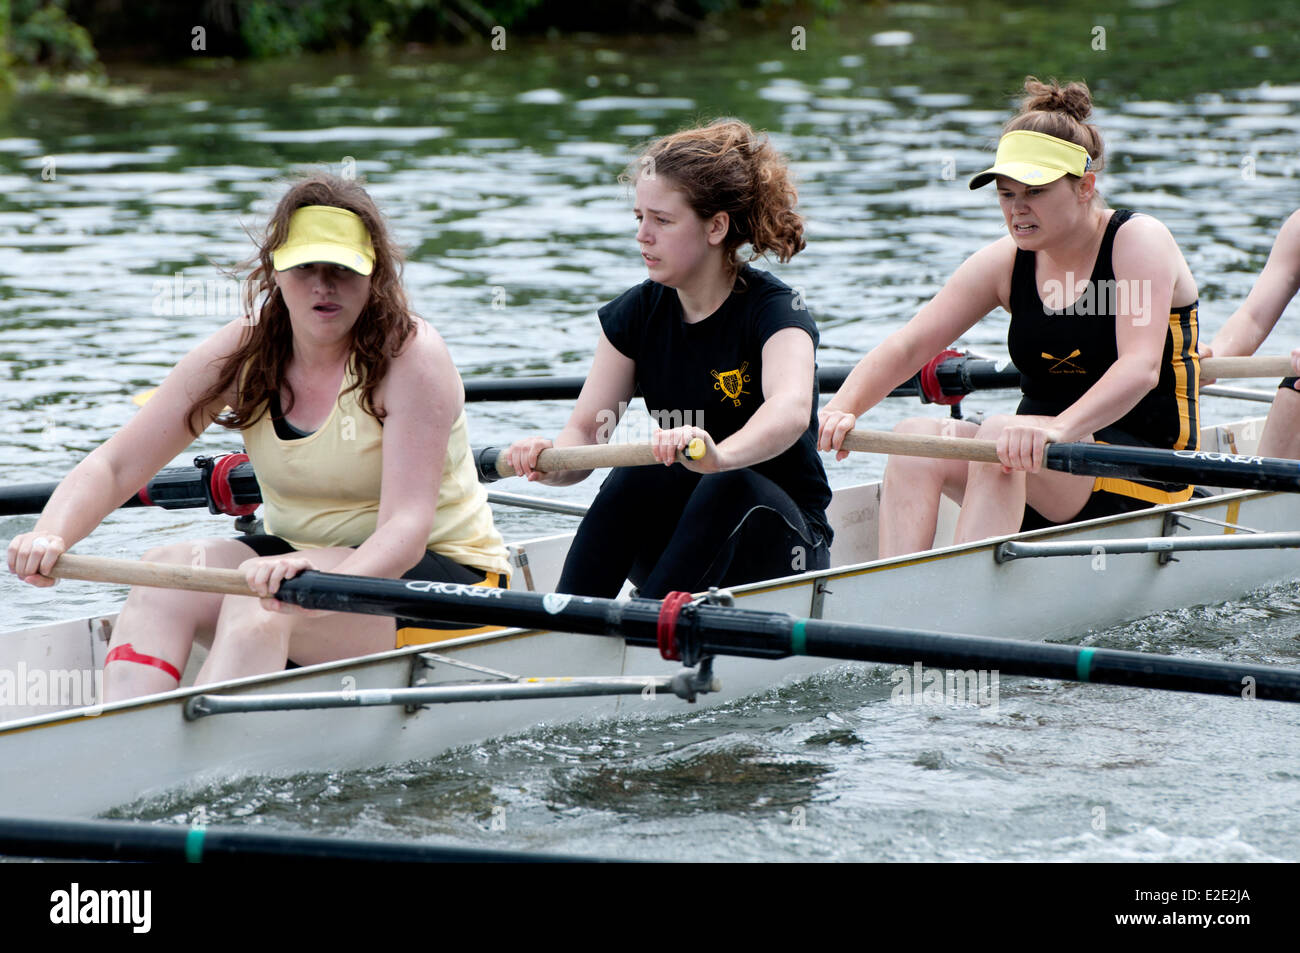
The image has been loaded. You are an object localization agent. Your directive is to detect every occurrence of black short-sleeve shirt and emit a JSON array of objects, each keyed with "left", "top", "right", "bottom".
[{"left": 598, "top": 264, "right": 832, "bottom": 544}]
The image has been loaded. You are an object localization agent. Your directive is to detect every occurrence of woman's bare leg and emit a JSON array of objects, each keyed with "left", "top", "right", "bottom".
[
  {"left": 1258, "top": 387, "right": 1300, "bottom": 459},
  {"left": 196, "top": 546, "right": 398, "bottom": 684},
  {"left": 103, "top": 537, "right": 259, "bottom": 702},
  {"left": 878, "top": 417, "right": 981, "bottom": 558},
  {"left": 954, "top": 415, "right": 1095, "bottom": 544}
]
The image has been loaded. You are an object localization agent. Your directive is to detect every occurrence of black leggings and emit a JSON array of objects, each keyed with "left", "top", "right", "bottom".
[{"left": 557, "top": 466, "right": 829, "bottom": 599}]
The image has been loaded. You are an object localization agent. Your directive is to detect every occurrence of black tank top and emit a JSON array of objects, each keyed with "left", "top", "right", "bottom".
[{"left": 1007, "top": 209, "right": 1200, "bottom": 453}]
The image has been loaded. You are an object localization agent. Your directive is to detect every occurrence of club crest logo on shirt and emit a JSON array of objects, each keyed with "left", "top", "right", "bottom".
[
  {"left": 1042, "top": 349, "right": 1086, "bottom": 374},
  {"left": 711, "top": 362, "right": 751, "bottom": 406}
]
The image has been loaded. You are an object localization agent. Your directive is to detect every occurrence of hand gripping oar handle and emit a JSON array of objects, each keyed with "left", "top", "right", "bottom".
[
  {"left": 475, "top": 438, "right": 706, "bottom": 482},
  {"left": 839, "top": 430, "right": 1300, "bottom": 493},
  {"left": 43, "top": 554, "right": 1300, "bottom": 704}
]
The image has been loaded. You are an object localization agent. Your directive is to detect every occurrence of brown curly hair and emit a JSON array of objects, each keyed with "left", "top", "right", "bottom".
[
  {"left": 185, "top": 174, "right": 416, "bottom": 436},
  {"left": 622, "top": 118, "right": 805, "bottom": 270},
  {"left": 1004, "top": 76, "right": 1105, "bottom": 173}
]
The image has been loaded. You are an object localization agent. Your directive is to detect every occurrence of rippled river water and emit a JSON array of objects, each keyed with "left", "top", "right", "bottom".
[{"left": 3, "top": 4, "right": 1300, "bottom": 861}]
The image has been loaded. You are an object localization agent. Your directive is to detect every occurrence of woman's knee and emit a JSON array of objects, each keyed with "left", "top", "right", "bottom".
[
  {"left": 972, "top": 414, "right": 1017, "bottom": 440},
  {"left": 141, "top": 537, "right": 253, "bottom": 569},
  {"left": 211, "top": 598, "right": 293, "bottom": 650},
  {"left": 695, "top": 469, "right": 757, "bottom": 496},
  {"left": 878, "top": 429, "right": 951, "bottom": 483},
  {"left": 883, "top": 418, "right": 980, "bottom": 498},
  {"left": 686, "top": 470, "right": 792, "bottom": 525}
]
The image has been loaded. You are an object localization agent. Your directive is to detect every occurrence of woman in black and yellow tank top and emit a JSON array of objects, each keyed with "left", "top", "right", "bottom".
[{"left": 819, "top": 77, "right": 1201, "bottom": 556}]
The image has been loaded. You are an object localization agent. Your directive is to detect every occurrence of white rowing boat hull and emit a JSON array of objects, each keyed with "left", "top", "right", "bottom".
[{"left": 2, "top": 418, "right": 1295, "bottom": 818}]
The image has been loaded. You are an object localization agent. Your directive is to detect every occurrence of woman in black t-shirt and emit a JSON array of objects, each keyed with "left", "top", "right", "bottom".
[{"left": 507, "top": 119, "right": 832, "bottom": 598}]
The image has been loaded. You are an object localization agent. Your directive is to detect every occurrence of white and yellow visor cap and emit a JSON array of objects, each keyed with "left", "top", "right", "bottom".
[
  {"left": 272, "top": 205, "right": 375, "bottom": 276},
  {"left": 969, "top": 130, "right": 1092, "bottom": 190}
]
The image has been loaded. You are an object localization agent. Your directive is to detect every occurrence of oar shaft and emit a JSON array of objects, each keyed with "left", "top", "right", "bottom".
[
  {"left": 840, "top": 430, "right": 1300, "bottom": 493},
  {"left": 0, "top": 459, "right": 261, "bottom": 517},
  {"left": 1201, "top": 356, "right": 1293, "bottom": 378},
  {"left": 483, "top": 439, "right": 705, "bottom": 479},
  {"left": 1046, "top": 442, "right": 1300, "bottom": 492},
  {"left": 465, "top": 376, "right": 589, "bottom": 401},
  {"left": 464, "top": 358, "right": 1023, "bottom": 403},
  {"left": 44, "top": 555, "right": 1300, "bottom": 704},
  {"left": 466, "top": 366, "right": 926, "bottom": 402},
  {"left": 793, "top": 620, "right": 1300, "bottom": 702},
  {"left": 457, "top": 357, "right": 1283, "bottom": 404},
  {"left": 124, "top": 355, "right": 1298, "bottom": 417},
  {"left": 0, "top": 482, "right": 146, "bottom": 517},
  {"left": 51, "top": 553, "right": 253, "bottom": 596},
  {"left": 840, "top": 429, "right": 1001, "bottom": 463},
  {"left": 4, "top": 440, "right": 690, "bottom": 517},
  {"left": 0, "top": 815, "right": 613, "bottom": 863}
]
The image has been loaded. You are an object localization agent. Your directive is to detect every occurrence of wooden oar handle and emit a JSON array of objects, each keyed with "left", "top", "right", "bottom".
[
  {"left": 1201, "top": 356, "right": 1294, "bottom": 378},
  {"left": 494, "top": 438, "right": 706, "bottom": 478},
  {"left": 840, "top": 430, "right": 1001, "bottom": 464},
  {"left": 50, "top": 553, "right": 253, "bottom": 596}
]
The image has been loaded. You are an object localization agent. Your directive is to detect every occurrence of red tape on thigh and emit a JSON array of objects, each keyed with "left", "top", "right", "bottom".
[{"left": 105, "top": 643, "right": 182, "bottom": 682}]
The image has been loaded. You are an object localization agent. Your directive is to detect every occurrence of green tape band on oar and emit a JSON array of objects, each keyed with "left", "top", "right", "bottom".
[
  {"left": 791, "top": 619, "right": 808, "bottom": 656},
  {"left": 185, "top": 825, "right": 206, "bottom": 863},
  {"left": 1076, "top": 647, "right": 1096, "bottom": 683}
]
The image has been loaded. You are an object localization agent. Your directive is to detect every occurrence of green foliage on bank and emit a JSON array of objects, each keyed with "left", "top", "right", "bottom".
[
  {"left": 237, "top": 0, "right": 548, "bottom": 57},
  {"left": 3, "top": 0, "right": 846, "bottom": 73},
  {"left": 8, "top": 0, "right": 97, "bottom": 70}
]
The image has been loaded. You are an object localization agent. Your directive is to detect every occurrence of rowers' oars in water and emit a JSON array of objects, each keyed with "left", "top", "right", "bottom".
[
  {"left": 0, "top": 439, "right": 705, "bottom": 517},
  {"left": 42, "top": 553, "right": 1300, "bottom": 705},
  {"left": 128, "top": 354, "right": 1296, "bottom": 408}
]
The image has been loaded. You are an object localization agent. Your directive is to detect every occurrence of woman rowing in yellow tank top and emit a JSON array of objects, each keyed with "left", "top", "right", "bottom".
[{"left": 6, "top": 174, "right": 509, "bottom": 701}]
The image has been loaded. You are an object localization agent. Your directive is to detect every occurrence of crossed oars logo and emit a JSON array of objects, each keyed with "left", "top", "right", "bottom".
[
  {"left": 1042, "top": 350, "right": 1085, "bottom": 374},
  {"left": 711, "top": 362, "right": 751, "bottom": 406}
]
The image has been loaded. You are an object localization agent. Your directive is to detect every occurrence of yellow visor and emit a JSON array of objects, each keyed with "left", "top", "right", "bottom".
[
  {"left": 272, "top": 205, "right": 375, "bottom": 276},
  {"left": 968, "top": 130, "right": 1092, "bottom": 190}
]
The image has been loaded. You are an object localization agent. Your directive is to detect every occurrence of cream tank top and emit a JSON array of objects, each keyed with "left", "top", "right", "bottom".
[{"left": 242, "top": 362, "right": 511, "bottom": 577}]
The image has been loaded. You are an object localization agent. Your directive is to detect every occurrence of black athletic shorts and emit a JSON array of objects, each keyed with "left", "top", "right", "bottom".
[
  {"left": 1021, "top": 490, "right": 1154, "bottom": 532},
  {"left": 1020, "top": 423, "right": 1190, "bottom": 532},
  {"left": 236, "top": 534, "right": 504, "bottom": 644}
]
